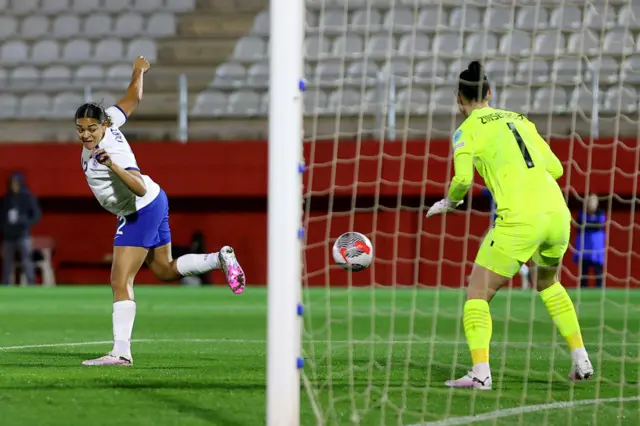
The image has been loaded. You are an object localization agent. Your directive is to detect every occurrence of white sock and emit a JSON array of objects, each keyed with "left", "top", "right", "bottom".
[
  {"left": 473, "top": 362, "right": 491, "bottom": 378},
  {"left": 572, "top": 347, "right": 588, "bottom": 360},
  {"left": 176, "top": 253, "right": 219, "bottom": 277},
  {"left": 112, "top": 300, "right": 136, "bottom": 358},
  {"left": 519, "top": 264, "right": 530, "bottom": 289}
]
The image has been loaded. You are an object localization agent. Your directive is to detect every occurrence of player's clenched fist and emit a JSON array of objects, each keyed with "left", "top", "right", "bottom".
[
  {"left": 133, "top": 56, "right": 150, "bottom": 73},
  {"left": 93, "top": 148, "right": 113, "bottom": 168}
]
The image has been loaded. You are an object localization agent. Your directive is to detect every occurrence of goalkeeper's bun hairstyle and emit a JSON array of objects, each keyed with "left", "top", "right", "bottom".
[{"left": 458, "top": 61, "right": 490, "bottom": 102}]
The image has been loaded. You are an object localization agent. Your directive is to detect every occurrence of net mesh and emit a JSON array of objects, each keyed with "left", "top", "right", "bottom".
[{"left": 300, "top": 0, "right": 640, "bottom": 425}]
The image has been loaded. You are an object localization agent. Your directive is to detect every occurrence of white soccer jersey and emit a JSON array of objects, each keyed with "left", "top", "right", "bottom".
[{"left": 82, "top": 106, "right": 160, "bottom": 217}]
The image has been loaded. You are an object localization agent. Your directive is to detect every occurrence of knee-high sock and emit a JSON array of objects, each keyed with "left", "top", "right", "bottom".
[
  {"left": 112, "top": 300, "right": 136, "bottom": 358},
  {"left": 463, "top": 299, "right": 492, "bottom": 370},
  {"left": 540, "top": 282, "right": 586, "bottom": 357},
  {"left": 176, "top": 253, "right": 219, "bottom": 277}
]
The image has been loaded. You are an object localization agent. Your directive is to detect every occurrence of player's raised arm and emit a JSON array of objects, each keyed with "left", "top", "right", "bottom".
[{"left": 115, "top": 56, "right": 150, "bottom": 120}]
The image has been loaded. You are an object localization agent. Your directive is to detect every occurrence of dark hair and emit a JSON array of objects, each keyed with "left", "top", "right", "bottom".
[
  {"left": 458, "top": 61, "right": 490, "bottom": 102},
  {"left": 75, "top": 102, "right": 108, "bottom": 123}
]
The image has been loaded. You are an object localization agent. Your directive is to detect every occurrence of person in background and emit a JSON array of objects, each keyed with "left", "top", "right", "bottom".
[
  {"left": 481, "top": 187, "right": 533, "bottom": 289},
  {"left": 573, "top": 194, "right": 606, "bottom": 288},
  {"left": 0, "top": 172, "right": 41, "bottom": 285}
]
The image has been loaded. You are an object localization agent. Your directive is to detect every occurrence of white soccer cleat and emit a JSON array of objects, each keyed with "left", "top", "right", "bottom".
[
  {"left": 81, "top": 353, "right": 132, "bottom": 366},
  {"left": 569, "top": 357, "right": 594, "bottom": 381},
  {"left": 444, "top": 371, "right": 492, "bottom": 390},
  {"left": 218, "top": 246, "right": 246, "bottom": 294}
]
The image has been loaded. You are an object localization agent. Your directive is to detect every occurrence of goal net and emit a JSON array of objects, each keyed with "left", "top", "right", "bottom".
[{"left": 299, "top": 0, "right": 640, "bottom": 424}]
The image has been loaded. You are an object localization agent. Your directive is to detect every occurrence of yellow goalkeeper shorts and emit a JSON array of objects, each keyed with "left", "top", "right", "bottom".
[{"left": 475, "top": 211, "right": 571, "bottom": 278}]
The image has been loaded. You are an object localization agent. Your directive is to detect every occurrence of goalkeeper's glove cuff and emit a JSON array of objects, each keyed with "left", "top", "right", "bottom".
[{"left": 426, "top": 198, "right": 464, "bottom": 218}]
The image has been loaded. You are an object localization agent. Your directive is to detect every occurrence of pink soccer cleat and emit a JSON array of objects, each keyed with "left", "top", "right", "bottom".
[
  {"left": 81, "top": 353, "right": 132, "bottom": 366},
  {"left": 444, "top": 371, "right": 492, "bottom": 390},
  {"left": 218, "top": 246, "right": 246, "bottom": 294}
]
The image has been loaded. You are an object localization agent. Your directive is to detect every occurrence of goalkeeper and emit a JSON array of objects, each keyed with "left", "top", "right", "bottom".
[{"left": 427, "top": 61, "right": 593, "bottom": 390}]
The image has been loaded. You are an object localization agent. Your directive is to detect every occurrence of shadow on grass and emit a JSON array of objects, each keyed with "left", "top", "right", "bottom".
[{"left": 147, "top": 392, "right": 249, "bottom": 426}]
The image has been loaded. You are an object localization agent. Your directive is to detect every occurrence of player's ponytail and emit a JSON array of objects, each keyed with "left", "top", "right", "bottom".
[
  {"left": 75, "top": 102, "right": 108, "bottom": 124},
  {"left": 458, "top": 60, "right": 490, "bottom": 102}
]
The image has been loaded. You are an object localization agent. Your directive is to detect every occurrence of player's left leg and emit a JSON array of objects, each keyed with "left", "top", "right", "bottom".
[
  {"left": 82, "top": 245, "right": 148, "bottom": 366},
  {"left": 445, "top": 227, "right": 531, "bottom": 390}
]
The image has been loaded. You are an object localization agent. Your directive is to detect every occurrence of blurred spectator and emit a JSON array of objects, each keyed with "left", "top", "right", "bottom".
[
  {"left": 573, "top": 194, "right": 606, "bottom": 288},
  {"left": 0, "top": 173, "right": 41, "bottom": 285}
]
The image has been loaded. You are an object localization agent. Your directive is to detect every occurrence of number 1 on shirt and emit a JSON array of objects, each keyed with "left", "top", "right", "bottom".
[{"left": 507, "top": 122, "right": 535, "bottom": 169}]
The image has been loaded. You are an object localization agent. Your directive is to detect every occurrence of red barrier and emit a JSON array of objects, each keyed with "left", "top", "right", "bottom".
[
  {"left": 0, "top": 138, "right": 638, "bottom": 196},
  {"left": 1, "top": 139, "right": 637, "bottom": 287}
]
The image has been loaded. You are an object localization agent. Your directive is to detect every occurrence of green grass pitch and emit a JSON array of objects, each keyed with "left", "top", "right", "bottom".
[{"left": 0, "top": 286, "right": 637, "bottom": 425}]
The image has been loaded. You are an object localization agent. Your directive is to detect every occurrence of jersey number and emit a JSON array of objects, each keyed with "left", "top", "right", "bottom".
[
  {"left": 507, "top": 122, "right": 534, "bottom": 169},
  {"left": 115, "top": 216, "right": 127, "bottom": 238}
]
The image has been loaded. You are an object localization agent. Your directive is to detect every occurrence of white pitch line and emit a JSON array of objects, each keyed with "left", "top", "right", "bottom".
[
  {"left": 0, "top": 338, "right": 638, "bottom": 351},
  {"left": 415, "top": 396, "right": 640, "bottom": 426}
]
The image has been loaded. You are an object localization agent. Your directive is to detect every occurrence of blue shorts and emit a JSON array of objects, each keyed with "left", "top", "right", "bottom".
[{"left": 114, "top": 189, "right": 172, "bottom": 249}]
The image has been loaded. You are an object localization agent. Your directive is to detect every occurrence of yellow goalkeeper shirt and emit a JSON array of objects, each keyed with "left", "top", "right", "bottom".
[{"left": 448, "top": 107, "right": 567, "bottom": 221}]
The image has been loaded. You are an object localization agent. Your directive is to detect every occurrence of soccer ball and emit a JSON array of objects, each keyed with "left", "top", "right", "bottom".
[{"left": 332, "top": 232, "right": 373, "bottom": 271}]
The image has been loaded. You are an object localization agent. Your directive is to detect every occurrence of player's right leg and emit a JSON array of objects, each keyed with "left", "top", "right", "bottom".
[
  {"left": 1, "top": 240, "right": 16, "bottom": 285},
  {"left": 533, "top": 215, "right": 593, "bottom": 381},
  {"left": 82, "top": 245, "right": 148, "bottom": 366},
  {"left": 445, "top": 227, "right": 526, "bottom": 390}
]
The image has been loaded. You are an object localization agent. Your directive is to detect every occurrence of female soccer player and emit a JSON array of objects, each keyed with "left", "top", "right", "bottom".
[
  {"left": 78, "top": 56, "right": 246, "bottom": 366},
  {"left": 427, "top": 61, "right": 593, "bottom": 389}
]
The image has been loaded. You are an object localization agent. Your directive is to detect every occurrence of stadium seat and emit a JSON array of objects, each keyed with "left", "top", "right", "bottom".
[
  {"left": 549, "top": 6, "right": 582, "bottom": 29},
  {"left": 583, "top": 4, "right": 616, "bottom": 30},
  {"left": 383, "top": 8, "right": 415, "bottom": 32},
  {"left": 1, "top": 40, "right": 29, "bottom": 65},
  {"left": 227, "top": 90, "right": 260, "bottom": 116},
  {"left": 303, "top": 89, "right": 328, "bottom": 113},
  {"left": 95, "top": 39, "right": 124, "bottom": 63},
  {"left": 20, "top": 93, "right": 51, "bottom": 118},
  {"left": 83, "top": 14, "right": 113, "bottom": 38},
  {"left": 102, "top": 0, "right": 131, "bottom": 13},
  {"left": 568, "top": 87, "right": 600, "bottom": 113},
  {"left": 551, "top": 58, "right": 584, "bottom": 83},
  {"left": 332, "top": 34, "right": 364, "bottom": 58},
  {"left": 74, "top": 64, "right": 104, "bottom": 85},
  {"left": 604, "top": 86, "right": 638, "bottom": 113},
  {"left": 246, "top": 61, "right": 269, "bottom": 87},
  {"left": 0, "top": 94, "right": 18, "bottom": 118},
  {"left": 191, "top": 91, "right": 227, "bottom": 117},
  {"left": 314, "top": 60, "right": 342, "bottom": 86},
  {"left": 134, "top": 0, "right": 162, "bottom": 12},
  {"left": 484, "top": 8, "right": 514, "bottom": 30},
  {"left": 533, "top": 33, "right": 566, "bottom": 56},
  {"left": 413, "top": 59, "right": 446, "bottom": 83},
  {"left": 0, "top": 17, "right": 18, "bottom": 40},
  {"left": 127, "top": 39, "right": 157, "bottom": 62},
  {"left": 305, "top": 35, "right": 331, "bottom": 58},
  {"left": 52, "top": 92, "right": 83, "bottom": 118},
  {"left": 464, "top": 33, "right": 498, "bottom": 56},
  {"left": 146, "top": 12, "right": 176, "bottom": 37},
  {"left": 365, "top": 34, "right": 395, "bottom": 60},
  {"left": 382, "top": 58, "right": 411, "bottom": 85},
  {"left": 62, "top": 39, "right": 92, "bottom": 63},
  {"left": 485, "top": 59, "right": 515, "bottom": 84},
  {"left": 603, "top": 30, "right": 635, "bottom": 55},
  {"left": 10, "top": 66, "right": 39, "bottom": 90},
  {"left": 11, "top": 0, "right": 39, "bottom": 16},
  {"left": 327, "top": 88, "right": 361, "bottom": 113},
  {"left": 41, "top": 0, "right": 70, "bottom": 15},
  {"left": 567, "top": 30, "right": 601, "bottom": 55},
  {"left": 396, "top": 87, "right": 429, "bottom": 113},
  {"left": 417, "top": 7, "right": 447, "bottom": 29},
  {"left": 617, "top": 5, "right": 640, "bottom": 30},
  {"left": 211, "top": 62, "right": 246, "bottom": 89},
  {"left": 449, "top": 6, "right": 481, "bottom": 29},
  {"left": 115, "top": 14, "right": 144, "bottom": 38},
  {"left": 319, "top": 9, "right": 347, "bottom": 34},
  {"left": 90, "top": 91, "right": 116, "bottom": 107},
  {"left": 350, "top": 8, "right": 382, "bottom": 31},
  {"left": 532, "top": 87, "right": 567, "bottom": 113},
  {"left": 585, "top": 57, "right": 620, "bottom": 83},
  {"left": 233, "top": 36, "right": 266, "bottom": 61},
  {"left": 72, "top": 0, "right": 100, "bottom": 13},
  {"left": 21, "top": 16, "right": 50, "bottom": 39},
  {"left": 432, "top": 33, "right": 462, "bottom": 55},
  {"left": 53, "top": 15, "right": 81, "bottom": 39},
  {"left": 397, "top": 33, "right": 430, "bottom": 57},
  {"left": 106, "top": 64, "right": 134, "bottom": 89},
  {"left": 31, "top": 40, "right": 60, "bottom": 64},
  {"left": 252, "top": 10, "right": 269, "bottom": 36},
  {"left": 259, "top": 92, "right": 269, "bottom": 114},
  {"left": 621, "top": 55, "right": 640, "bottom": 83},
  {"left": 430, "top": 87, "right": 455, "bottom": 113},
  {"left": 498, "top": 32, "right": 532, "bottom": 56},
  {"left": 515, "top": 6, "right": 548, "bottom": 30},
  {"left": 345, "top": 60, "right": 379, "bottom": 85},
  {"left": 499, "top": 88, "right": 531, "bottom": 112},
  {"left": 165, "top": 0, "right": 196, "bottom": 12},
  {"left": 42, "top": 65, "right": 73, "bottom": 90},
  {"left": 515, "top": 59, "right": 549, "bottom": 83}
]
